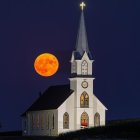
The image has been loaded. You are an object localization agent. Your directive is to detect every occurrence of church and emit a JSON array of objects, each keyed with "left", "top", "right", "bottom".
[{"left": 21, "top": 2, "right": 107, "bottom": 136}]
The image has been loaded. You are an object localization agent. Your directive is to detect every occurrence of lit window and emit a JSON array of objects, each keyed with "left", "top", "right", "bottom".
[
  {"left": 80, "top": 92, "right": 89, "bottom": 108},
  {"left": 80, "top": 94, "right": 84, "bottom": 106},
  {"left": 85, "top": 93, "right": 89, "bottom": 106},
  {"left": 81, "top": 112, "right": 89, "bottom": 128}
]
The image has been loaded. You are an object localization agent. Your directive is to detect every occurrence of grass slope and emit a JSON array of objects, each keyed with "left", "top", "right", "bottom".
[
  {"left": 0, "top": 119, "right": 140, "bottom": 139},
  {"left": 58, "top": 119, "right": 140, "bottom": 139}
]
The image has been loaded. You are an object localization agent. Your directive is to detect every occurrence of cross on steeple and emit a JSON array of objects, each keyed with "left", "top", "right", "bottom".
[{"left": 80, "top": 2, "right": 86, "bottom": 11}]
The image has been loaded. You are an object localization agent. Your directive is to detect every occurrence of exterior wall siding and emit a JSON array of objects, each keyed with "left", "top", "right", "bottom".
[
  {"left": 24, "top": 109, "right": 58, "bottom": 136},
  {"left": 58, "top": 93, "right": 75, "bottom": 134}
]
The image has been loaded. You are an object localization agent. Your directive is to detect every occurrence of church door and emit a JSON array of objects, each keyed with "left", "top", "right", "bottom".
[
  {"left": 81, "top": 112, "right": 89, "bottom": 128},
  {"left": 94, "top": 113, "right": 100, "bottom": 126}
]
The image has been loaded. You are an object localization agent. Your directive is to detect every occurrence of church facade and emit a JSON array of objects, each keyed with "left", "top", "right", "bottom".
[{"left": 21, "top": 3, "right": 107, "bottom": 136}]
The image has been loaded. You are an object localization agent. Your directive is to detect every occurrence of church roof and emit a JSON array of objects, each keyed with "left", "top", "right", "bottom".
[
  {"left": 74, "top": 11, "right": 93, "bottom": 60},
  {"left": 23, "top": 84, "right": 73, "bottom": 114}
]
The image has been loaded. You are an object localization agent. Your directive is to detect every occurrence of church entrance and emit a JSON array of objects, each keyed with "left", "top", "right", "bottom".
[{"left": 81, "top": 112, "right": 89, "bottom": 128}]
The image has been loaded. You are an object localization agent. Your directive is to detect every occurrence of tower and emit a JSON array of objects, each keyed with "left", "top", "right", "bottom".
[{"left": 70, "top": 2, "right": 96, "bottom": 129}]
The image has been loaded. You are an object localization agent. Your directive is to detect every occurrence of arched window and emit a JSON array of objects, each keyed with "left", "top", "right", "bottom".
[
  {"left": 24, "top": 120, "right": 26, "bottom": 130},
  {"left": 81, "top": 60, "right": 88, "bottom": 75},
  {"left": 63, "top": 112, "right": 69, "bottom": 129},
  {"left": 72, "top": 61, "right": 76, "bottom": 73},
  {"left": 80, "top": 94, "right": 84, "bottom": 107},
  {"left": 52, "top": 114, "right": 54, "bottom": 129},
  {"left": 94, "top": 113, "right": 100, "bottom": 127},
  {"left": 81, "top": 112, "right": 89, "bottom": 128},
  {"left": 85, "top": 93, "right": 89, "bottom": 106},
  {"left": 40, "top": 114, "right": 44, "bottom": 129},
  {"left": 36, "top": 114, "right": 39, "bottom": 128},
  {"left": 80, "top": 92, "right": 89, "bottom": 108},
  {"left": 46, "top": 114, "right": 49, "bottom": 129},
  {"left": 31, "top": 114, "right": 34, "bottom": 129}
]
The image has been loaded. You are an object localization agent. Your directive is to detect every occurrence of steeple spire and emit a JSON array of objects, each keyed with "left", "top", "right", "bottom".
[{"left": 75, "top": 2, "right": 92, "bottom": 59}]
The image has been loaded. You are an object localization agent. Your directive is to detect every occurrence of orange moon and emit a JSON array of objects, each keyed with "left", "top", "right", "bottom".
[{"left": 34, "top": 53, "right": 59, "bottom": 77}]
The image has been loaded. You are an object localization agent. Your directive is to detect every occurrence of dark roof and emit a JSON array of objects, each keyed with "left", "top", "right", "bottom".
[
  {"left": 73, "top": 51, "right": 93, "bottom": 60},
  {"left": 23, "top": 84, "right": 73, "bottom": 114}
]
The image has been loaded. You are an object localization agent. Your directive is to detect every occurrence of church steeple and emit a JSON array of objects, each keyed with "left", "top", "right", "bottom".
[
  {"left": 70, "top": 2, "right": 93, "bottom": 76},
  {"left": 74, "top": 2, "right": 92, "bottom": 60}
]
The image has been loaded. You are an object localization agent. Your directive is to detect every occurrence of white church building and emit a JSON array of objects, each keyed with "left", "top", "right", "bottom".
[{"left": 21, "top": 2, "right": 107, "bottom": 136}]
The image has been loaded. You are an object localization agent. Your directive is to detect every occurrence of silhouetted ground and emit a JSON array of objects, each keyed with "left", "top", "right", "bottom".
[
  {"left": 0, "top": 136, "right": 56, "bottom": 140},
  {"left": 0, "top": 119, "right": 140, "bottom": 139}
]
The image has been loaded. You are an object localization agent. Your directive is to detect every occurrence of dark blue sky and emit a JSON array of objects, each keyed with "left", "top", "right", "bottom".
[{"left": 0, "top": 0, "right": 140, "bottom": 131}]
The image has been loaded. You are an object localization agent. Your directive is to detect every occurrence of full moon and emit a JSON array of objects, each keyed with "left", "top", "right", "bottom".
[{"left": 34, "top": 53, "right": 59, "bottom": 77}]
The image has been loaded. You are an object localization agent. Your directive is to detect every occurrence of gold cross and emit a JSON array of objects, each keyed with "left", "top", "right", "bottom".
[{"left": 80, "top": 2, "right": 86, "bottom": 11}]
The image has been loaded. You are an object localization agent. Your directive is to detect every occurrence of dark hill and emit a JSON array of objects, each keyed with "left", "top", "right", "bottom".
[
  {"left": 58, "top": 119, "right": 140, "bottom": 139},
  {"left": 0, "top": 119, "right": 140, "bottom": 139}
]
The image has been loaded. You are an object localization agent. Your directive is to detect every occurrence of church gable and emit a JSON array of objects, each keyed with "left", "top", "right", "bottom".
[
  {"left": 81, "top": 51, "right": 93, "bottom": 62},
  {"left": 93, "top": 94, "right": 107, "bottom": 111}
]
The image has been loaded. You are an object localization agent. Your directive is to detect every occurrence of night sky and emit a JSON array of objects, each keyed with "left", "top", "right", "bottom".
[{"left": 0, "top": 0, "right": 140, "bottom": 131}]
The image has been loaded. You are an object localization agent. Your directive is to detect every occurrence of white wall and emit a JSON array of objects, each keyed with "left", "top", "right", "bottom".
[
  {"left": 24, "top": 109, "right": 58, "bottom": 136},
  {"left": 58, "top": 92, "right": 75, "bottom": 134}
]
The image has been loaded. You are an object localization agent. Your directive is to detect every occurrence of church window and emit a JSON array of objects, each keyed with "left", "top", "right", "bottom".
[
  {"left": 46, "top": 114, "right": 49, "bottom": 129},
  {"left": 40, "top": 114, "right": 44, "bottom": 129},
  {"left": 31, "top": 114, "right": 35, "bottom": 129},
  {"left": 80, "top": 94, "right": 84, "bottom": 107},
  {"left": 72, "top": 61, "right": 76, "bottom": 73},
  {"left": 52, "top": 114, "right": 54, "bottom": 129},
  {"left": 81, "top": 60, "right": 88, "bottom": 75},
  {"left": 63, "top": 112, "right": 69, "bottom": 129},
  {"left": 94, "top": 113, "right": 100, "bottom": 127},
  {"left": 85, "top": 93, "right": 89, "bottom": 106},
  {"left": 81, "top": 112, "right": 89, "bottom": 128},
  {"left": 36, "top": 114, "right": 39, "bottom": 128},
  {"left": 24, "top": 120, "right": 26, "bottom": 130},
  {"left": 80, "top": 92, "right": 89, "bottom": 108}
]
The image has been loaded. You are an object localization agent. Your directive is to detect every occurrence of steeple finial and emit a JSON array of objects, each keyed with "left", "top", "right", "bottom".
[{"left": 80, "top": 2, "right": 86, "bottom": 11}]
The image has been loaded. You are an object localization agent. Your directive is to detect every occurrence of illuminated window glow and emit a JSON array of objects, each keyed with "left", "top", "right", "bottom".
[
  {"left": 81, "top": 112, "right": 89, "bottom": 127},
  {"left": 80, "top": 92, "right": 89, "bottom": 108}
]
